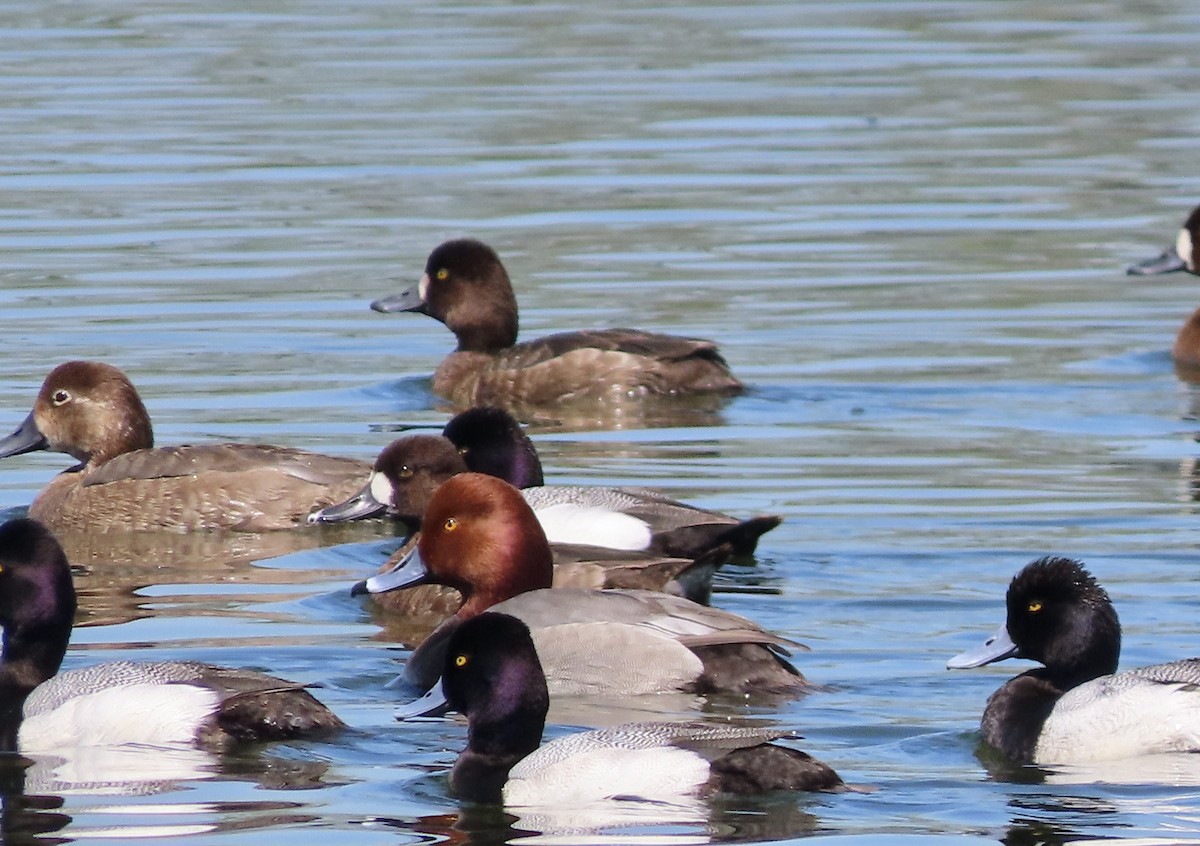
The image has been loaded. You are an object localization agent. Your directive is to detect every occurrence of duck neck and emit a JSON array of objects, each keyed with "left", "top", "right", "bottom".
[
  {"left": 0, "top": 622, "right": 70, "bottom": 752},
  {"left": 451, "top": 706, "right": 544, "bottom": 803}
]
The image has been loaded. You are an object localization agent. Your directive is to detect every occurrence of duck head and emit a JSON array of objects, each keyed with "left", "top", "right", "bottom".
[
  {"left": 1128, "top": 205, "right": 1200, "bottom": 276},
  {"left": 442, "top": 406, "right": 544, "bottom": 488},
  {"left": 371, "top": 239, "right": 519, "bottom": 353},
  {"left": 0, "top": 361, "right": 153, "bottom": 469},
  {"left": 352, "top": 473, "right": 553, "bottom": 616}
]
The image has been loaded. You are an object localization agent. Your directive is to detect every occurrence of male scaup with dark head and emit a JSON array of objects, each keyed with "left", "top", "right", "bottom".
[
  {"left": 948, "top": 556, "right": 1200, "bottom": 764},
  {"left": 352, "top": 473, "right": 809, "bottom": 698},
  {"left": 370, "top": 239, "right": 744, "bottom": 406},
  {"left": 1127, "top": 204, "right": 1200, "bottom": 369},
  {"left": 0, "top": 361, "right": 370, "bottom": 532},
  {"left": 0, "top": 518, "right": 343, "bottom": 752},
  {"left": 396, "top": 611, "right": 845, "bottom": 805},
  {"left": 311, "top": 405, "right": 780, "bottom": 560}
]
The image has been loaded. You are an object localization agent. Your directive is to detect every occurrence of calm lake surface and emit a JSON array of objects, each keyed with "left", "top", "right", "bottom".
[{"left": 3, "top": 0, "right": 1200, "bottom": 843}]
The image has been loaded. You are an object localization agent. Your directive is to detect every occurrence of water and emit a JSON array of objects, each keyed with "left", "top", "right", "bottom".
[{"left": 2, "top": 0, "right": 1200, "bottom": 842}]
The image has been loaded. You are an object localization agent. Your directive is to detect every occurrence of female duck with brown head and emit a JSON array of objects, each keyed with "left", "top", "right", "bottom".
[
  {"left": 352, "top": 473, "right": 810, "bottom": 699},
  {"left": 1128, "top": 204, "right": 1200, "bottom": 369},
  {"left": 0, "top": 361, "right": 371, "bottom": 532},
  {"left": 0, "top": 517, "right": 343, "bottom": 752},
  {"left": 370, "top": 239, "right": 744, "bottom": 406}
]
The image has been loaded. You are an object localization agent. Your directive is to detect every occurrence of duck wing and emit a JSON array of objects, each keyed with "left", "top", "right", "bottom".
[{"left": 84, "top": 444, "right": 368, "bottom": 487}]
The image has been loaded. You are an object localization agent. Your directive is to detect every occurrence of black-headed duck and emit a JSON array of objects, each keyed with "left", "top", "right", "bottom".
[
  {"left": 1127, "top": 204, "right": 1200, "bottom": 368},
  {"left": 352, "top": 473, "right": 809, "bottom": 698},
  {"left": 949, "top": 556, "right": 1200, "bottom": 764},
  {"left": 395, "top": 611, "right": 845, "bottom": 805},
  {"left": 0, "top": 518, "right": 343, "bottom": 752},
  {"left": 371, "top": 239, "right": 744, "bottom": 406},
  {"left": 311, "top": 405, "right": 781, "bottom": 560},
  {"left": 0, "top": 361, "right": 371, "bottom": 532}
]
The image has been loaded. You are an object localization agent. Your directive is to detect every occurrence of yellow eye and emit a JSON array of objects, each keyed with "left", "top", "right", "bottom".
[
  {"left": 454, "top": 654, "right": 468, "bottom": 668},
  {"left": 443, "top": 517, "right": 458, "bottom": 532},
  {"left": 436, "top": 268, "right": 449, "bottom": 281},
  {"left": 457, "top": 446, "right": 469, "bottom": 455},
  {"left": 1027, "top": 600, "right": 1043, "bottom": 613}
]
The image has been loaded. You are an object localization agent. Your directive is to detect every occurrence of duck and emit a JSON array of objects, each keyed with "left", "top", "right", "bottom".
[
  {"left": 0, "top": 517, "right": 344, "bottom": 752},
  {"left": 370, "top": 239, "right": 744, "bottom": 406},
  {"left": 948, "top": 555, "right": 1200, "bottom": 765},
  {"left": 351, "top": 472, "right": 809, "bottom": 698},
  {"left": 394, "top": 611, "right": 845, "bottom": 805},
  {"left": 310, "top": 405, "right": 781, "bottom": 560},
  {"left": 0, "top": 361, "right": 371, "bottom": 532},
  {"left": 1127, "top": 204, "right": 1200, "bottom": 368}
]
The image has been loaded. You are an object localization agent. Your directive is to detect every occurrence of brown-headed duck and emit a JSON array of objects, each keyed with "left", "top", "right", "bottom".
[
  {"left": 0, "top": 517, "right": 343, "bottom": 751},
  {"left": 949, "top": 556, "right": 1200, "bottom": 764},
  {"left": 370, "top": 239, "right": 744, "bottom": 406},
  {"left": 0, "top": 361, "right": 371, "bottom": 532},
  {"left": 351, "top": 473, "right": 809, "bottom": 698},
  {"left": 395, "top": 612, "right": 846, "bottom": 805},
  {"left": 310, "top": 405, "right": 781, "bottom": 560},
  {"left": 1127, "top": 204, "right": 1200, "bottom": 368}
]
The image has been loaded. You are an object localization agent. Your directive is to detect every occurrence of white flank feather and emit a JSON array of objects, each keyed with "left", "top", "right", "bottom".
[
  {"left": 504, "top": 745, "right": 708, "bottom": 806},
  {"left": 532, "top": 503, "right": 652, "bottom": 550},
  {"left": 19, "top": 683, "right": 220, "bottom": 752}
]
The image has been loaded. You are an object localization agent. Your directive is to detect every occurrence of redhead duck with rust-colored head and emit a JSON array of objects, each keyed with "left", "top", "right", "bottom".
[
  {"left": 0, "top": 361, "right": 371, "bottom": 532},
  {"left": 370, "top": 239, "right": 744, "bottom": 406},
  {"left": 352, "top": 472, "right": 810, "bottom": 699}
]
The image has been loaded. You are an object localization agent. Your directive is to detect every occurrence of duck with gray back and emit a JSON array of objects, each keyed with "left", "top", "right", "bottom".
[
  {"left": 0, "top": 361, "right": 371, "bottom": 532},
  {"left": 352, "top": 473, "right": 810, "bottom": 698},
  {"left": 0, "top": 518, "right": 343, "bottom": 752},
  {"left": 949, "top": 556, "right": 1200, "bottom": 765},
  {"left": 395, "top": 611, "right": 846, "bottom": 805},
  {"left": 371, "top": 239, "right": 744, "bottom": 407}
]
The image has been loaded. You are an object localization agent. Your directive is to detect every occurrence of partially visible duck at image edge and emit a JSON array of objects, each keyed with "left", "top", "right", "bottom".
[
  {"left": 370, "top": 239, "right": 744, "bottom": 406},
  {"left": 949, "top": 555, "right": 1200, "bottom": 765},
  {"left": 0, "top": 517, "right": 343, "bottom": 752},
  {"left": 1127, "top": 203, "right": 1200, "bottom": 369},
  {"left": 395, "top": 611, "right": 847, "bottom": 805},
  {"left": 310, "top": 405, "right": 781, "bottom": 561},
  {"left": 353, "top": 472, "right": 810, "bottom": 698},
  {"left": 0, "top": 360, "right": 370, "bottom": 532}
]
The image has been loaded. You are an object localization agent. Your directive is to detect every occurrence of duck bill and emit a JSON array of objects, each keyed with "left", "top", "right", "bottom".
[
  {"left": 370, "top": 281, "right": 427, "bottom": 314},
  {"left": 0, "top": 413, "right": 48, "bottom": 459},
  {"left": 307, "top": 483, "right": 386, "bottom": 525},
  {"left": 394, "top": 678, "right": 450, "bottom": 720},
  {"left": 349, "top": 543, "right": 431, "bottom": 596},
  {"left": 946, "top": 624, "right": 1019, "bottom": 669},
  {"left": 1127, "top": 247, "right": 1187, "bottom": 276}
]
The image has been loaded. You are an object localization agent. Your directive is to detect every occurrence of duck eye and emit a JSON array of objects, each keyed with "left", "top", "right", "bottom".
[
  {"left": 52, "top": 389, "right": 70, "bottom": 406},
  {"left": 1027, "top": 600, "right": 1043, "bottom": 613},
  {"left": 436, "top": 268, "right": 449, "bottom": 281},
  {"left": 454, "top": 654, "right": 468, "bottom": 668},
  {"left": 397, "top": 465, "right": 414, "bottom": 480},
  {"left": 443, "top": 517, "right": 458, "bottom": 532}
]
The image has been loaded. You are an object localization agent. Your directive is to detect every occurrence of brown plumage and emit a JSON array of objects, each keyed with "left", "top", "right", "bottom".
[
  {"left": 0, "top": 361, "right": 370, "bottom": 532},
  {"left": 370, "top": 239, "right": 743, "bottom": 407}
]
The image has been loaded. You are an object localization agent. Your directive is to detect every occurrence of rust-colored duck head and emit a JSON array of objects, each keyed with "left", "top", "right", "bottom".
[{"left": 353, "top": 472, "right": 553, "bottom": 617}]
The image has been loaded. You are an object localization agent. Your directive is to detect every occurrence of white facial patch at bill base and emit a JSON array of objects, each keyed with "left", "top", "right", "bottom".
[
  {"left": 418, "top": 273, "right": 431, "bottom": 301},
  {"left": 369, "top": 471, "right": 395, "bottom": 508},
  {"left": 1178, "top": 227, "right": 1195, "bottom": 271}
]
